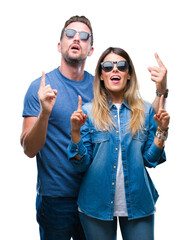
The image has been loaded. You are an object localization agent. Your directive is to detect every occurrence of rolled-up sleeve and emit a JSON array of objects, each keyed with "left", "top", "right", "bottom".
[
  {"left": 143, "top": 105, "right": 166, "bottom": 168},
  {"left": 144, "top": 141, "right": 166, "bottom": 167},
  {"left": 67, "top": 138, "right": 91, "bottom": 172},
  {"left": 68, "top": 139, "right": 87, "bottom": 159}
]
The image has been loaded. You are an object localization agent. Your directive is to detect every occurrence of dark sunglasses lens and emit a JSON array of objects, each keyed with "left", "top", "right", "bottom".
[
  {"left": 66, "top": 29, "right": 76, "bottom": 38},
  {"left": 117, "top": 61, "right": 129, "bottom": 71},
  {"left": 80, "top": 32, "right": 90, "bottom": 41},
  {"left": 102, "top": 61, "right": 114, "bottom": 72}
]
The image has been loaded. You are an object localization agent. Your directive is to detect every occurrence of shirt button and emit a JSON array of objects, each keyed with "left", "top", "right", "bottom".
[
  {"left": 112, "top": 182, "right": 115, "bottom": 185},
  {"left": 76, "top": 149, "right": 78, "bottom": 152},
  {"left": 114, "top": 115, "right": 117, "bottom": 118},
  {"left": 115, "top": 148, "right": 118, "bottom": 151},
  {"left": 126, "top": 182, "right": 129, "bottom": 185},
  {"left": 122, "top": 147, "right": 125, "bottom": 150},
  {"left": 120, "top": 115, "right": 123, "bottom": 118},
  {"left": 124, "top": 165, "right": 127, "bottom": 168},
  {"left": 113, "top": 165, "right": 116, "bottom": 169},
  {"left": 116, "top": 130, "right": 119, "bottom": 133},
  {"left": 128, "top": 200, "right": 130, "bottom": 203},
  {"left": 111, "top": 201, "right": 113, "bottom": 204}
]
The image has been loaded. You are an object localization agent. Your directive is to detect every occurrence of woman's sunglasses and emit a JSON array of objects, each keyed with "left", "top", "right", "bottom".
[
  {"left": 101, "top": 60, "right": 129, "bottom": 72},
  {"left": 64, "top": 28, "right": 92, "bottom": 41}
]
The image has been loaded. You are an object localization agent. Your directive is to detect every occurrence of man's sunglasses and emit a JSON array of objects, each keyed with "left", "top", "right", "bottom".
[
  {"left": 101, "top": 60, "right": 129, "bottom": 72},
  {"left": 64, "top": 28, "right": 92, "bottom": 41}
]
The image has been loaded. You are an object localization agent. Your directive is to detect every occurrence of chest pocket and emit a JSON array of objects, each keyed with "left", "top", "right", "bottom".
[
  {"left": 90, "top": 128, "right": 110, "bottom": 143},
  {"left": 132, "top": 127, "right": 148, "bottom": 142}
]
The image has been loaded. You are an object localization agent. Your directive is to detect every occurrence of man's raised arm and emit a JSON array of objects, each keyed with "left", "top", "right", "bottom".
[{"left": 148, "top": 53, "right": 168, "bottom": 113}]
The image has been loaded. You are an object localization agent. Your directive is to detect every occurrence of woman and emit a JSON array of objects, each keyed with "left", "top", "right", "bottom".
[{"left": 67, "top": 47, "right": 170, "bottom": 240}]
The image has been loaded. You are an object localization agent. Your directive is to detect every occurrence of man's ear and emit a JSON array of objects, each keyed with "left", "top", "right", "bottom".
[
  {"left": 57, "top": 42, "right": 61, "bottom": 53},
  {"left": 87, "top": 46, "right": 94, "bottom": 57}
]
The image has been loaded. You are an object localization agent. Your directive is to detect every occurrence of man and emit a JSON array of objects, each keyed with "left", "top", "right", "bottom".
[{"left": 20, "top": 15, "right": 167, "bottom": 240}]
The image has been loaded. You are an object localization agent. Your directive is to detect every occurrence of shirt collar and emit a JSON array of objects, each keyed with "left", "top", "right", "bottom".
[{"left": 108, "top": 99, "right": 131, "bottom": 110}]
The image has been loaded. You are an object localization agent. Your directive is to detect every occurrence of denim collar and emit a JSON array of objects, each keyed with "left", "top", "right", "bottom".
[{"left": 108, "top": 98, "right": 131, "bottom": 110}]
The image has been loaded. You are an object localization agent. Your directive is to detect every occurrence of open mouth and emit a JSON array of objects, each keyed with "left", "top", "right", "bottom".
[
  {"left": 71, "top": 44, "right": 80, "bottom": 51},
  {"left": 110, "top": 75, "right": 121, "bottom": 82}
]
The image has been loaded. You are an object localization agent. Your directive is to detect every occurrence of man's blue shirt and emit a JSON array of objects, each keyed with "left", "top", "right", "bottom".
[
  {"left": 68, "top": 101, "right": 166, "bottom": 220},
  {"left": 22, "top": 67, "right": 94, "bottom": 197}
]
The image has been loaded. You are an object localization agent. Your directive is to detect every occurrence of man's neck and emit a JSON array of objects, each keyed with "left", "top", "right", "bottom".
[{"left": 59, "top": 59, "right": 85, "bottom": 81}]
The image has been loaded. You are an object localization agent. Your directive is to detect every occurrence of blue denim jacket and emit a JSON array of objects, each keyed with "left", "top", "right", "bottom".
[{"left": 67, "top": 101, "right": 166, "bottom": 221}]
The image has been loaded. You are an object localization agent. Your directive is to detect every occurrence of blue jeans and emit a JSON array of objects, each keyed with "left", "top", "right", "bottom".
[
  {"left": 79, "top": 212, "right": 154, "bottom": 240},
  {"left": 36, "top": 195, "right": 86, "bottom": 240}
]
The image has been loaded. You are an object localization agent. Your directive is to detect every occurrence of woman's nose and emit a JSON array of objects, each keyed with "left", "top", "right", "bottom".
[{"left": 112, "top": 63, "right": 118, "bottom": 72}]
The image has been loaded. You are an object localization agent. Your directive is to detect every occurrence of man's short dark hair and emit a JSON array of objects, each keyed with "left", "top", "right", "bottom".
[{"left": 60, "top": 15, "right": 93, "bottom": 46}]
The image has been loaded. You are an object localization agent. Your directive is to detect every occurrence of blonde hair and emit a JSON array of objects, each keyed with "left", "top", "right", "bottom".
[{"left": 91, "top": 47, "right": 144, "bottom": 136}]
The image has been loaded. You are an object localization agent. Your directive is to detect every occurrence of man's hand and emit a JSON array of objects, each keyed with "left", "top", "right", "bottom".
[
  {"left": 38, "top": 72, "right": 57, "bottom": 116},
  {"left": 148, "top": 53, "right": 167, "bottom": 94}
]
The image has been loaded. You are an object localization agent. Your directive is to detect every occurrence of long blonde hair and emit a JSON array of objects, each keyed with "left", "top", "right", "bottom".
[{"left": 91, "top": 47, "right": 145, "bottom": 136}]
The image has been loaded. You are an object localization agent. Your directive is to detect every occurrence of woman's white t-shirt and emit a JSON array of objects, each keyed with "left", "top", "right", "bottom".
[{"left": 113, "top": 103, "right": 128, "bottom": 216}]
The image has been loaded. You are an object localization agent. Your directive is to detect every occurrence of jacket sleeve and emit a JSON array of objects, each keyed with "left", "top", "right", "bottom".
[
  {"left": 67, "top": 110, "right": 93, "bottom": 173},
  {"left": 142, "top": 105, "right": 166, "bottom": 168}
]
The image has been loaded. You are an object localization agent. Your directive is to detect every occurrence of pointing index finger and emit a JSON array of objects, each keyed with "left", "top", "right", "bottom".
[
  {"left": 159, "top": 95, "right": 164, "bottom": 110},
  {"left": 78, "top": 95, "right": 82, "bottom": 110},
  {"left": 155, "top": 53, "right": 165, "bottom": 68},
  {"left": 40, "top": 71, "right": 46, "bottom": 88}
]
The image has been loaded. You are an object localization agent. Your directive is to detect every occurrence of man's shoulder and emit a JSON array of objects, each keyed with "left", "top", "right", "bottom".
[
  {"left": 143, "top": 101, "right": 155, "bottom": 115},
  {"left": 84, "top": 71, "right": 94, "bottom": 80},
  {"left": 29, "top": 68, "right": 58, "bottom": 86}
]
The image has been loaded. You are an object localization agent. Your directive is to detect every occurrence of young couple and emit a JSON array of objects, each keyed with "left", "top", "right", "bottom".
[{"left": 21, "top": 15, "right": 169, "bottom": 240}]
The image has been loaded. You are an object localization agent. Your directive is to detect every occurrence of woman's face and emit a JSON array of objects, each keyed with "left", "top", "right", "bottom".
[{"left": 100, "top": 52, "right": 130, "bottom": 103}]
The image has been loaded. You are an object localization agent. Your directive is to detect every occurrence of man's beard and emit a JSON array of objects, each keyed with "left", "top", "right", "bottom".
[{"left": 62, "top": 53, "right": 87, "bottom": 67}]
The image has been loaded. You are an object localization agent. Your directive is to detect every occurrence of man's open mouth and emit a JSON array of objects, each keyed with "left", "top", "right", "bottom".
[{"left": 71, "top": 44, "right": 80, "bottom": 51}]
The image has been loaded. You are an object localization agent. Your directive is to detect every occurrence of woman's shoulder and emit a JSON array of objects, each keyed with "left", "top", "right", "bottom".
[
  {"left": 143, "top": 101, "right": 154, "bottom": 114},
  {"left": 82, "top": 101, "right": 93, "bottom": 112}
]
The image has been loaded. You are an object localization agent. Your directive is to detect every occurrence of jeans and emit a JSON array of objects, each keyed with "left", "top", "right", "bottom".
[
  {"left": 36, "top": 195, "right": 86, "bottom": 240},
  {"left": 79, "top": 212, "right": 154, "bottom": 240}
]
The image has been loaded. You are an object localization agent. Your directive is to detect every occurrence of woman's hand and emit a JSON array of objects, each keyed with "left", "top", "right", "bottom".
[
  {"left": 153, "top": 95, "right": 170, "bottom": 130},
  {"left": 70, "top": 95, "right": 87, "bottom": 143}
]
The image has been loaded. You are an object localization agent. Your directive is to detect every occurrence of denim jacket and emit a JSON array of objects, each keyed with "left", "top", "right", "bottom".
[{"left": 67, "top": 100, "right": 166, "bottom": 221}]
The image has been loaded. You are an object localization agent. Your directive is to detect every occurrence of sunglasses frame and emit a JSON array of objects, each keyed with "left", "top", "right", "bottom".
[
  {"left": 101, "top": 60, "right": 129, "bottom": 72},
  {"left": 64, "top": 28, "right": 92, "bottom": 41}
]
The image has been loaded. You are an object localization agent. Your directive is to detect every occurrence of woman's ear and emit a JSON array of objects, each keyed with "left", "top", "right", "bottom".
[{"left": 100, "top": 74, "right": 104, "bottom": 81}]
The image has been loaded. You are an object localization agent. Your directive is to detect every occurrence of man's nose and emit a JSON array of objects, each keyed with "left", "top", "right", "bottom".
[{"left": 74, "top": 32, "right": 80, "bottom": 41}]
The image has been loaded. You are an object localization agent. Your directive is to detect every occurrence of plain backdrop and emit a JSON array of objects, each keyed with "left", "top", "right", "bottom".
[{"left": 1, "top": 0, "right": 189, "bottom": 239}]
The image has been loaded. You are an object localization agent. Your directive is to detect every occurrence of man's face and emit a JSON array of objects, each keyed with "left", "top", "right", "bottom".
[{"left": 58, "top": 22, "right": 94, "bottom": 66}]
